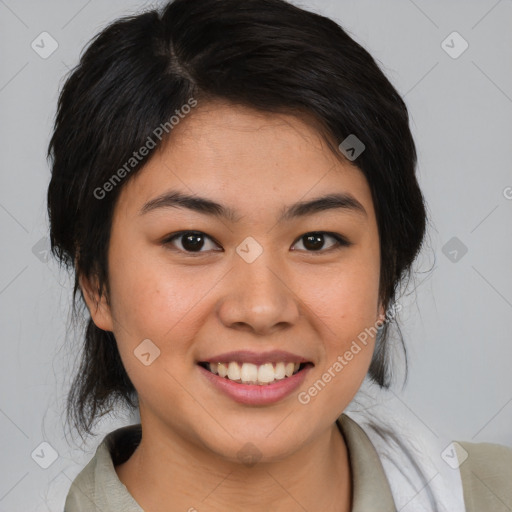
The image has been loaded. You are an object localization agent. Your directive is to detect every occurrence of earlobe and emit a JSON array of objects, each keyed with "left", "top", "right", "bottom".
[{"left": 78, "top": 273, "right": 114, "bottom": 332}]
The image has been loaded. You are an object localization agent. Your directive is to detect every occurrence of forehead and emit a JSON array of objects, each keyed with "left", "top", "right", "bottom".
[
  {"left": 162, "top": 101, "right": 336, "bottom": 169},
  {"left": 116, "top": 101, "right": 375, "bottom": 220}
]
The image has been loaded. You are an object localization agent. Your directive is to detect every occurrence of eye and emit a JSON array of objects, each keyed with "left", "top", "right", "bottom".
[
  {"left": 291, "top": 232, "right": 351, "bottom": 253},
  {"left": 162, "top": 231, "right": 222, "bottom": 254},
  {"left": 162, "top": 230, "right": 351, "bottom": 255}
]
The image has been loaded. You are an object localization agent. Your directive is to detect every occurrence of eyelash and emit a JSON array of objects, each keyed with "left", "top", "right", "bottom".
[{"left": 161, "top": 231, "right": 352, "bottom": 256}]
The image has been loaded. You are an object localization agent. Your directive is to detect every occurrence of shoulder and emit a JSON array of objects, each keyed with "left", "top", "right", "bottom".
[
  {"left": 64, "top": 424, "right": 143, "bottom": 512},
  {"left": 64, "top": 442, "right": 107, "bottom": 511},
  {"left": 456, "top": 439, "right": 512, "bottom": 512}
]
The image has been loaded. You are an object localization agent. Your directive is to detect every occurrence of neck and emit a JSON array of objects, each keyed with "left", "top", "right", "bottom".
[{"left": 116, "top": 419, "right": 352, "bottom": 512}]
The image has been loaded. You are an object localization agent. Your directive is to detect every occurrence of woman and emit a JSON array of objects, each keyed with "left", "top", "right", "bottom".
[{"left": 47, "top": 0, "right": 511, "bottom": 510}]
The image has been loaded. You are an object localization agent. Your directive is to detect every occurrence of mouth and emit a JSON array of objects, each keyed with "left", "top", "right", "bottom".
[{"left": 197, "top": 361, "right": 314, "bottom": 386}]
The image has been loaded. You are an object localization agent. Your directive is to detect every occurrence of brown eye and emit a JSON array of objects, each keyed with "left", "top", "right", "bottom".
[
  {"left": 302, "top": 233, "right": 325, "bottom": 251},
  {"left": 163, "top": 231, "right": 222, "bottom": 253},
  {"left": 182, "top": 232, "right": 205, "bottom": 251},
  {"left": 292, "top": 232, "right": 351, "bottom": 252}
]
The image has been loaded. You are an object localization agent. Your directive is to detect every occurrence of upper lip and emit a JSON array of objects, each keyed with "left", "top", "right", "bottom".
[{"left": 198, "top": 350, "right": 312, "bottom": 366}]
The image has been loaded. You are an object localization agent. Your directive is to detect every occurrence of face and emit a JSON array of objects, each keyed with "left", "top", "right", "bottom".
[{"left": 82, "top": 101, "right": 385, "bottom": 463}]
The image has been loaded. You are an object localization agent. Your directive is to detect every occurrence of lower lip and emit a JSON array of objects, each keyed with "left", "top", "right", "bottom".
[{"left": 198, "top": 364, "right": 313, "bottom": 405}]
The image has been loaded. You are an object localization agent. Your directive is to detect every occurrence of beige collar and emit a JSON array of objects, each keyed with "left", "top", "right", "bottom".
[
  {"left": 66, "top": 413, "right": 396, "bottom": 511},
  {"left": 337, "top": 413, "right": 396, "bottom": 511}
]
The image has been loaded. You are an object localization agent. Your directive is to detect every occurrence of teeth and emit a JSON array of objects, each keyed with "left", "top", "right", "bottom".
[
  {"left": 285, "top": 362, "right": 295, "bottom": 377},
  {"left": 241, "top": 363, "right": 258, "bottom": 384},
  {"left": 206, "top": 361, "right": 304, "bottom": 385},
  {"left": 258, "top": 363, "right": 275, "bottom": 383},
  {"left": 275, "top": 362, "right": 286, "bottom": 379},
  {"left": 217, "top": 362, "right": 228, "bottom": 378},
  {"left": 227, "top": 361, "right": 241, "bottom": 381}
]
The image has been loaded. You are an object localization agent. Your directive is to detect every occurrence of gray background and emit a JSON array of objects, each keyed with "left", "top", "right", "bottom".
[{"left": 1, "top": 0, "right": 511, "bottom": 510}]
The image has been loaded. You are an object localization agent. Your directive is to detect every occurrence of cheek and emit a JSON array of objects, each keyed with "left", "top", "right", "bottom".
[
  {"left": 105, "top": 246, "right": 229, "bottom": 397},
  {"left": 107, "top": 241, "right": 209, "bottom": 338},
  {"left": 305, "top": 257, "right": 380, "bottom": 331},
  {"left": 299, "top": 250, "right": 381, "bottom": 378},
  {"left": 105, "top": 250, "right": 205, "bottom": 400},
  {"left": 296, "top": 264, "right": 379, "bottom": 415}
]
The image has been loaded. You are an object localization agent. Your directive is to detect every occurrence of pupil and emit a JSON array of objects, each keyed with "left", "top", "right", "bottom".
[
  {"left": 183, "top": 232, "right": 204, "bottom": 251},
  {"left": 304, "top": 233, "right": 324, "bottom": 251}
]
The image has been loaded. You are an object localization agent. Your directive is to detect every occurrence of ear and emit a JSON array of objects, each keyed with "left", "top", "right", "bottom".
[
  {"left": 79, "top": 273, "right": 114, "bottom": 332},
  {"left": 376, "top": 300, "right": 386, "bottom": 327}
]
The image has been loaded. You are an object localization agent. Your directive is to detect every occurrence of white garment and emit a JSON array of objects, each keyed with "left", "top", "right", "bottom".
[{"left": 345, "top": 382, "right": 466, "bottom": 512}]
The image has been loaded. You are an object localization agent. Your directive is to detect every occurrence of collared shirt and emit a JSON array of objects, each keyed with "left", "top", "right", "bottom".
[{"left": 64, "top": 412, "right": 512, "bottom": 511}]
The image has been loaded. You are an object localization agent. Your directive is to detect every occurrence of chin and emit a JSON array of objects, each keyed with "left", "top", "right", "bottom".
[{"left": 197, "top": 422, "right": 309, "bottom": 466}]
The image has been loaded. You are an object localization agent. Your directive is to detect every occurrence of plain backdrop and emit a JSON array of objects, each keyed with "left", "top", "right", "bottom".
[{"left": 0, "top": 0, "right": 511, "bottom": 510}]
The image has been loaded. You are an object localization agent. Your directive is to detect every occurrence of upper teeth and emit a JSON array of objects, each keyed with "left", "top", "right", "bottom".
[{"left": 207, "top": 362, "right": 301, "bottom": 385}]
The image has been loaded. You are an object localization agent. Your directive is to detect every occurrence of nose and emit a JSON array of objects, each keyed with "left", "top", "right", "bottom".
[{"left": 215, "top": 251, "right": 300, "bottom": 336}]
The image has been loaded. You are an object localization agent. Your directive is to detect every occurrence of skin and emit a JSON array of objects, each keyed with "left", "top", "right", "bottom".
[{"left": 80, "top": 100, "right": 385, "bottom": 512}]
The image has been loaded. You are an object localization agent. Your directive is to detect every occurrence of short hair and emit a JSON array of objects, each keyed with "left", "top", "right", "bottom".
[{"left": 47, "top": 0, "right": 427, "bottom": 437}]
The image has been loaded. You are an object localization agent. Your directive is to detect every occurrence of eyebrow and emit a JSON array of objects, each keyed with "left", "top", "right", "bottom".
[{"left": 139, "top": 190, "right": 367, "bottom": 222}]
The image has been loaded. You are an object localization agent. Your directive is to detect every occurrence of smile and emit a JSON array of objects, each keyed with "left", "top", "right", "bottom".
[
  {"left": 197, "top": 349, "right": 314, "bottom": 405},
  {"left": 198, "top": 361, "right": 312, "bottom": 386}
]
